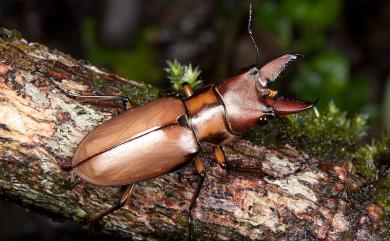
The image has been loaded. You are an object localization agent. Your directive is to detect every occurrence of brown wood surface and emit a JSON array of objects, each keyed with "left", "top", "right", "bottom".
[{"left": 0, "top": 28, "right": 387, "bottom": 240}]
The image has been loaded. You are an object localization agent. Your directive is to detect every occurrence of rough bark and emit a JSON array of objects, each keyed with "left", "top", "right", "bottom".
[{"left": 0, "top": 28, "right": 386, "bottom": 241}]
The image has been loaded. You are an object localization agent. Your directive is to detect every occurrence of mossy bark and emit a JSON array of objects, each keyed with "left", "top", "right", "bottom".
[{"left": 0, "top": 28, "right": 387, "bottom": 240}]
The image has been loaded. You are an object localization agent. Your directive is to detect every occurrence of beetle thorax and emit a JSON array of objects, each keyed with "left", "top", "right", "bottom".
[{"left": 184, "top": 88, "right": 236, "bottom": 144}]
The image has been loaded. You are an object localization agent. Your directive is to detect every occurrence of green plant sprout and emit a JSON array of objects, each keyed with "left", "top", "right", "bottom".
[{"left": 165, "top": 59, "right": 202, "bottom": 94}]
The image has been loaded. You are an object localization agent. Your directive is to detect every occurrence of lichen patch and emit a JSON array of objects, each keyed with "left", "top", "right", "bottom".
[
  {"left": 265, "top": 170, "right": 320, "bottom": 203},
  {"left": 0, "top": 86, "right": 55, "bottom": 144}
]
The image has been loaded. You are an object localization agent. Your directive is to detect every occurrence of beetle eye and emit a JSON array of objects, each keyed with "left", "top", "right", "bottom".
[{"left": 258, "top": 117, "right": 269, "bottom": 126}]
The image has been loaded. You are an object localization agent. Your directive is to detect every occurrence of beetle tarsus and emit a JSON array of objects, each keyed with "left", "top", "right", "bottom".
[
  {"left": 90, "top": 184, "right": 135, "bottom": 226},
  {"left": 188, "top": 172, "right": 205, "bottom": 215},
  {"left": 188, "top": 173, "right": 205, "bottom": 241}
]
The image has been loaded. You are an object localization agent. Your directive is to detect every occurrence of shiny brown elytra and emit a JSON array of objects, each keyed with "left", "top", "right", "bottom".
[{"left": 69, "top": 54, "right": 317, "bottom": 224}]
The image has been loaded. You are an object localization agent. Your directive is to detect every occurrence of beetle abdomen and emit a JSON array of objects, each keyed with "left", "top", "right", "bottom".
[
  {"left": 71, "top": 96, "right": 200, "bottom": 186},
  {"left": 73, "top": 97, "right": 186, "bottom": 166},
  {"left": 74, "top": 124, "right": 199, "bottom": 186}
]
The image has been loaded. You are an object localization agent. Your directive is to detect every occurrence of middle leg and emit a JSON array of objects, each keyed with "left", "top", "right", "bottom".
[
  {"left": 188, "top": 155, "right": 206, "bottom": 240},
  {"left": 188, "top": 156, "right": 206, "bottom": 216}
]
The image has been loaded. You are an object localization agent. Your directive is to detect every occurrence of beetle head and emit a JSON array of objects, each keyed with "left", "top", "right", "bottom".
[{"left": 215, "top": 54, "right": 317, "bottom": 134}]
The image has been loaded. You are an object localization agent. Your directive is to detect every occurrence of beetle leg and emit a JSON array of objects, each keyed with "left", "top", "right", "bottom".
[
  {"left": 66, "top": 93, "right": 132, "bottom": 112},
  {"left": 225, "top": 165, "right": 264, "bottom": 176},
  {"left": 188, "top": 156, "right": 206, "bottom": 239},
  {"left": 182, "top": 82, "right": 194, "bottom": 98},
  {"left": 90, "top": 183, "right": 135, "bottom": 226},
  {"left": 214, "top": 145, "right": 227, "bottom": 169},
  {"left": 46, "top": 76, "right": 132, "bottom": 112},
  {"left": 214, "top": 145, "right": 264, "bottom": 176},
  {"left": 188, "top": 156, "right": 206, "bottom": 216}
]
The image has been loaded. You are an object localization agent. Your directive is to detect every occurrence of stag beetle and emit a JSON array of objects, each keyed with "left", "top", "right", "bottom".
[
  {"left": 62, "top": 2, "right": 318, "bottom": 225},
  {"left": 65, "top": 53, "right": 317, "bottom": 223}
]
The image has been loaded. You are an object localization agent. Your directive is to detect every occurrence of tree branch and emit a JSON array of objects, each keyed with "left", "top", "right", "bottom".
[{"left": 0, "top": 28, "right": 385, "bottom": 240}]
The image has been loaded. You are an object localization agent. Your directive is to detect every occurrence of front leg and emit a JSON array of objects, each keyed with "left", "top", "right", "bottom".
[{"left": 213, "top": 145, "right": 263, "bottom": 176}]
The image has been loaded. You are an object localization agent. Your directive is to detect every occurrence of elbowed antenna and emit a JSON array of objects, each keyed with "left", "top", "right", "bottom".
[{"left": 248, "top": 2, "right": 260, "bottom": 67}]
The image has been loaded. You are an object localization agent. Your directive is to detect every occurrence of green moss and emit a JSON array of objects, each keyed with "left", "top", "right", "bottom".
[
  {"left": 116, "top": 84, "right": 159, "bottom": 106},
  {"left": 246, "top": 100, "right": 390, "bottom": 225},
  {"left": 374, "top": 171, "right": 390, "bottom": 233},
  {"left": 355, "top": 136, "right": 389, "bottom": 181},
  {"left": 165, "top": 59, "right": 202, "bottom": 94},
  {"left": 0, "top": 28, "right": 22, "bottom": 41},
  {"left": 177, "top": 214, "right": 188, "bottom": 226},
  {"left": 90, "top": 78, "right": 108, "bottom": 91},
  {"left": 288, "top": 102, "right": 368, "bottom": 162},
  {"left": 244, "top": 117, "right": 292, "bottom": 148},
  {"left": 375, "top": 172, "right": 390, "bottom": 213},
  {"left": 247, "top": 102, "right": 369, "bottom": 163}
]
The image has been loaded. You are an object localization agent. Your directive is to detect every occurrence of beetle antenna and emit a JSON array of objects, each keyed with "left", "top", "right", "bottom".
[{"left": 248, "top": 2, "right": 260, "bottom": 66}]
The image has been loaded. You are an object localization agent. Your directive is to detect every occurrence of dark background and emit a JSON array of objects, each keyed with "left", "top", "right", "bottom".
[{"left": 0, "top": 0, "right": 389, "bottom": 240}]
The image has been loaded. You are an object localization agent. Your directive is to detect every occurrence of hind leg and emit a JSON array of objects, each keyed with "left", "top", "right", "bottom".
[
  {"left": 45, "top": 74, "right": 132, "bottom": 112},
  {"left": 62, "top": 94, "right": 134, "bottom": 225},
  {"left": 65, "top": 93, "right": 132, "bottom": 112},
  {"left": 91, "top": 184, "right": 135, "bottom": 226}
]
